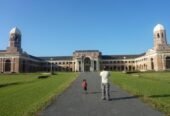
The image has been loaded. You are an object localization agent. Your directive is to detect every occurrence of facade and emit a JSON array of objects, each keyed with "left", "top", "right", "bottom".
[{"left": 0, "top": 24, "right": 170, "bottom": 73}]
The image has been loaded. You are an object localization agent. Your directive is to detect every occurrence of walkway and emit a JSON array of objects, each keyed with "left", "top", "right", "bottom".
[{"left": 41, "top": 72, "right": 164, "bottom": 116}]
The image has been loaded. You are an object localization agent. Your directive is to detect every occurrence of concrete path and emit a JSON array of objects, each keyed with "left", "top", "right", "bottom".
[{"left": 41, "top": 72, "right": 164, "bottom": 116}]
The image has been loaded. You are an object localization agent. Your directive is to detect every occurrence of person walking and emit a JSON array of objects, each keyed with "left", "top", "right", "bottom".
[
  {"left": 100, "top": 67, "right": 110, "bottom": 101},
  {"left": 82, "top": 79, "right": 88, "bottom": 94}
]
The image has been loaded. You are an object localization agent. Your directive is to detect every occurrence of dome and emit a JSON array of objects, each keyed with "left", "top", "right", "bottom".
[
  {"left": 153, "top": 24, "right": 165, "bottom": 32},
  {"left": 10, "top": 27, "right": 21, "bottom": 35}
]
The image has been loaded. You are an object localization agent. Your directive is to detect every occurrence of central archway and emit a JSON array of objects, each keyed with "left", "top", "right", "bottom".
[{"left": 84, "top": 57, "right": 91, "bottom": 72}]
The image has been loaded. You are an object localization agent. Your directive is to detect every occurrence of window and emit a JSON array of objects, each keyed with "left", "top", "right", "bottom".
[
  {"left": 157, "top": 33, "right": 160, "bottom": 38},
  {"left": 162, "top": 33, "right": 164, "bottom": 38}
]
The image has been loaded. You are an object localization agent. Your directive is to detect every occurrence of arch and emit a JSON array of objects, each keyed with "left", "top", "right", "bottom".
[
  {"left": 157, "top": 33, "right": 160, "bottom": 38},
  {"left": 121, "top": 65, "right": 124, "bottom": 71},
  {"left": 5, "top": 60, "right": 11, "bottom": 72},
  {"left": 162, "top": 32, "right": 164, "bottom": 38},
  {"left": 129, "top": 66, "right": 132, "bottom": 71},
  {"left": 166, "top": 56, "right": 170, "bottom": 69},
  {"left": 151, "top": 58, "right": 154, "bottom": 70},
  {"left": 84, "top": 57, "right": 91, "bottom": 71}
]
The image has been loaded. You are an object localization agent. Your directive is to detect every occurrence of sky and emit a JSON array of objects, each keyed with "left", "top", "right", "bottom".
[{"left": 0, "top": 0, "right": 170, "bottom": 56}]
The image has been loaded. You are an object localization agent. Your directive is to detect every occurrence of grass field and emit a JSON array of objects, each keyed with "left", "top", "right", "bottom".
[
  {"left": 110, "top": 72, "right": 170, "bottom": 116},
  {"left": 0, "top": 72, "right": 78, "bottom": 116}
]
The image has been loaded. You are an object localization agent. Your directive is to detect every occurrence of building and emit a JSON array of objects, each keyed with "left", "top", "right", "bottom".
[{"left": 0, "top": 24, "right": 170, "bottom": 73}]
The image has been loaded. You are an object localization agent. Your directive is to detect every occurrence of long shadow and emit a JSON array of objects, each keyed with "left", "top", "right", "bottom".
[
  {"left": 109, "top": 94, "right": 170, "bottom": 101},
  {"left": 88, "top": 90, "right": 117, "bottom": 94},
  {"left": 149, "top": 94, "right": 170, "bottom": 98},
  {"left": 0, "top": 79, "right": 39, "bottom": 88},
  {"left": 0, "top": 82, "right": 20, "bottom": 88},
  {"left": 110, "top": 95, "right": 142, "bottom": 101}
]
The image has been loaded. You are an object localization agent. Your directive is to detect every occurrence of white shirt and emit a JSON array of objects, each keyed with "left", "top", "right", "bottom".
[{"left": 100, "top": 70, "right": 110, "bottom": 84}]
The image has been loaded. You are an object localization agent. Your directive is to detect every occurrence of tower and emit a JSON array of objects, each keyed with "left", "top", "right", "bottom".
[
  {"left": 7, "top": 27, "right": 22, "bottom": 53},
  {"left": 153, "top": 24, "right": 167, "bottom": 50}
]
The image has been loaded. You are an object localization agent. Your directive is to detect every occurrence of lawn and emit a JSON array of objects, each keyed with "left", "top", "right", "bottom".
[
  {"left": 110, "top": 72, "right": 170, "bottom": 116},
  {"left": 0, "top": 72, "right": 78, "bottom": 116}
]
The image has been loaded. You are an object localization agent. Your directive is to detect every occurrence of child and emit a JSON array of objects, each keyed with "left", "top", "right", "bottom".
[{"left": 82, "top": 79, "right": 87, "bottom": 93}]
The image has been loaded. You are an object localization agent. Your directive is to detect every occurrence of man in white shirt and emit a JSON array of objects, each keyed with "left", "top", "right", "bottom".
[{"left": 100, "top": 67, "right": 110, "bottom": 101}]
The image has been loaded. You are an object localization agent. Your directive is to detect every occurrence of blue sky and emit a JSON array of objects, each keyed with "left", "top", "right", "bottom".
[{"left": 0, "top": 0, "right": 170, "bottom": 56}]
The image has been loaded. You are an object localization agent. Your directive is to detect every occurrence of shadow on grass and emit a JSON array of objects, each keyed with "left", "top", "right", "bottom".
[
  {"left": 0, "top": 79, "right": 39, "bottom": 88},
  {"left": 38, "top": 75, "right": 50, "bottom": 79},
  {"left": 149, "top": 94, "right": 170, "bottom": 98},
  {"left": 109, "top": 94, "right": 170, "bottom": 101},
  {"left": 110, "top": 95, "right": 142, "bottom": 101},
  {"left": 0, "top": 82, "right": 20, "bottom": 88}
]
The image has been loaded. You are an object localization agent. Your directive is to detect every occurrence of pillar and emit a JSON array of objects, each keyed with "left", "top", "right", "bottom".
[{"left": 96, "top": 59, "right": 100, "bottom": 71}]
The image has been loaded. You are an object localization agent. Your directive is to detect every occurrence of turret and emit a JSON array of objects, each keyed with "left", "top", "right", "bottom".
[{"left": 153, "top": 24, "right": 167, "bottom": 50}]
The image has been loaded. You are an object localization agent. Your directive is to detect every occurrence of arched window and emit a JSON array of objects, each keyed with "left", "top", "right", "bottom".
[
  {"left": 129, "top": 66, "right": 132, "bottom": 71},
  {"left": 5, "top": 60, "right": 11, "bottom": 72},
  {"left": 151, "top": 58, "right": 154, "bottom": 70},
  {"left": 157, "top": 33, "right": 160, "bottom": 38},
  {"left": 162, "top": 33, "right": 164, "bottom": 38}
]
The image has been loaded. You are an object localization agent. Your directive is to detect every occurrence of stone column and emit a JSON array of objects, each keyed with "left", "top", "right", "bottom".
[
  {"left": 91, "top": 59, "right": 94, "bottom": 72},
  {"left": 96, "top": 59, "right": 100, "bottom": 71},
  {"left": 11, "top": 58, "right": 14, "bottom": 72},
  {"left": 75, "top": 59, "right": 79, "bottom": 72},
  {"left": 81, "top": 59, "right": 84, "bottom": 72},
  {"left": 162, "top": 54, "right": 166, "bottom": 70},
  {"left": 2, "top": 58, "right": 4, "bottom": 72}
]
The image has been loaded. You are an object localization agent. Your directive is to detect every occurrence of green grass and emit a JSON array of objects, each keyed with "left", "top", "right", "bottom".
[
  {"left": 0, "top": 72, "right": 78, "bottom": 116},
  {"left": 110, "top": 72, "right": 170, "bottom": 116}
]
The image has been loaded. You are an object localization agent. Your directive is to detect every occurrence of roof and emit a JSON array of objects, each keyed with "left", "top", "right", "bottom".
[
  {"left": 21, "top": 52, "right": 44, "bottom": 61},
  {"left": 39, "top": 56, "right": 73, "bottom": 60},
  {"left": 101, "top": 53, "right": 146, "bottom": 60},
  {"left": 10, "top": 27, "right": 21, "bottom": 35},
  {"left": 29, "top": 55, "right": 44, "bottom": 61},
  {"left": 74, "top": 50, "right": 100, "bottom": 53},
  {"left": 0, "top": 50, "right": 6, "bottom": 52},
  {"left": 153, "top": 24, "right": 165, "bottom": 32}
]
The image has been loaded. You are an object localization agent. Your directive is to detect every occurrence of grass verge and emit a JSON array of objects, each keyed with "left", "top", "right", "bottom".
[
  {"left": 0, "top": 72, "right": 78, "bottom": 116},
  {"left": 110, "top": 72, "right": 170, "bottom": 116}
]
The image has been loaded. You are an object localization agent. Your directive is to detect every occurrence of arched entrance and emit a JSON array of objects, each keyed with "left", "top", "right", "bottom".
[
  {"left": 166, "top": 56, "right": 170, "bottom": 69},
  {"left": 84, "top": 57, "right": 91, "bottom": 72},
  {"left": 5, "top": 60, "right": 11, "bottom": 72},
  {"left": 151, "top": 58, "right": 154, "bottom": 70}
]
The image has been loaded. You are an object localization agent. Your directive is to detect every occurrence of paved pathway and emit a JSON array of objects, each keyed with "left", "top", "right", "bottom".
[{"left": 41, "top": 72, "right": 164, "bottom": 116}]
